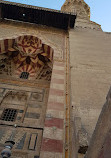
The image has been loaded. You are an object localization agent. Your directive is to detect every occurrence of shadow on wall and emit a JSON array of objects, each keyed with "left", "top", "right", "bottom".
[{"left": 85, "top": 86, "right": 111, "bottom": 158}]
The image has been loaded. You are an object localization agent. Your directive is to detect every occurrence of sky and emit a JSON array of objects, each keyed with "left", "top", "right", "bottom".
[{"left": 5, "top": 0, "right": 111, "bottom": 32}]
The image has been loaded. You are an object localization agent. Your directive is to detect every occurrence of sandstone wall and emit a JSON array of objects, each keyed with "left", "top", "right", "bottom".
[{"left": 69, "top": 28, "right": 111, "bottom": 138}]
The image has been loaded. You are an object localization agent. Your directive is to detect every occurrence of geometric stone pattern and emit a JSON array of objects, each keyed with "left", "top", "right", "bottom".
[
  {"left": 0, "top": 126, "right": 42, "bottom": 157},
  {"left": 0, "top": 87, "right": 48, "bottom": 128},
  {"left": 0, "top": 82, "right": 49, "bottom": 158},
  {"left": 0, "top": 36, "right": 53, "bottom": 81},
  {"left": 0, "top": 51, "right": 53, "bottom": 82},
  {"left": 0, "top": 54, "right": 12, "bottom": 76}
]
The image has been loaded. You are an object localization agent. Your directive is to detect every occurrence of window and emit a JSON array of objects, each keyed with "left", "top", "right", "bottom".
[
  {"left": 20, "top": 72, "right": 29, "bottom": 79},
  {"left": 1, "top": 108, "right": 17, "bottom": 122}
]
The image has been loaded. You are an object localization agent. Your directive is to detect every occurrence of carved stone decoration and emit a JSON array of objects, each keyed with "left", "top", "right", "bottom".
[
  {"left": 0, "top": 130, "right": 26, "bottom": 148},
  {"left": 11, "top": 152, "right": 28, "bottom": 158},
  {"left": 0, "top": 35, "right": 53, "bottom": 81},
  {"left": 0, "top": 126, "right": 42, "bottom": 157},
  {"left": 0, "top": 90, "right": 28, "bottom": 110},
  {"left": 36, "top": 63, "right": 52, "bottom": 81},
  {"left": 0, "top": 54, "right": 12, "bottom": 76},
  {"left": 0, "top": 88, "right": 5, "bottom": 97},
  {"left": 31, "top": 92, "right": 44, "bottom": 102},
  {"left": 4, "top": 91, "right": 28, "bottom": 101}
]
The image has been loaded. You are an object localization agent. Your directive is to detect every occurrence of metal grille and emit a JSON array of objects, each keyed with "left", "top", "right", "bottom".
[
  {"left": 20, "top": 72, "right": 29, "bottom": 79},
  {"left": 1, "top": 108, "right": 17, "bottom": 122}
]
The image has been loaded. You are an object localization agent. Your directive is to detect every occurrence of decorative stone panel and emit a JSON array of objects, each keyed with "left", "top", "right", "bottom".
[{"left": 0, "top": 126, "right": 42, "bottom": 158}]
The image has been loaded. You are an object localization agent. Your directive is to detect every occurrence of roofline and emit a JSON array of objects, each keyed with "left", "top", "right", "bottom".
[
  {"left": 0, "top": 0, "right": 77, "bottom": 30},
  {"left": 0, "top": 0, "right": 76, "bottom": 15}
]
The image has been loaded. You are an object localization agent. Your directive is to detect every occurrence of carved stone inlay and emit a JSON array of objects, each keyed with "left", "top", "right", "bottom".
[
  {"left": 0, "top": 86, "right": 48, "bottom": 128},
  {"left": 0, "top": 54, "right": 12, "bottom": 76},
  {"left": 4, "top": 91, "right": 28, "bottom": 101},
  {"left": 0, "top": 35, "right": 53, "bottom": 81},
  {"left": 0, "top": 126, "right": 42, "bottom": 157},
  {"left": 36, "top": 63, "right": 52, "bottom": 81}
]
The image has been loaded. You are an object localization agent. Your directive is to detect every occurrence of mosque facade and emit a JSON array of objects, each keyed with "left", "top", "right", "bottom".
[{"left": 0, "top": 0, "right": 111, "bottom": 158}]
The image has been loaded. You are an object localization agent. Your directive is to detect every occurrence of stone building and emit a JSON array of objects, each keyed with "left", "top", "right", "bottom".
[{"left": 0, "top": 0, "right": 111, "bottom": 158}]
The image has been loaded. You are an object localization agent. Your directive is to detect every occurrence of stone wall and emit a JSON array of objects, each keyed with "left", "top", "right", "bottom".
[
  {"left": 0, "top": 20, "right": 67, "bottom": 158},
  {"left": 1, "top": 15, "right": 111, "bottom": 158},
  {"left": 69, "top": 27, "right": 111, "bottom": 139}
]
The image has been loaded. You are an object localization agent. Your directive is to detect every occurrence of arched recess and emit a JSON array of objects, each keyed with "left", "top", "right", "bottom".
[
  {"left": 0, "top": 35, "right": 56, "bottom": 157},
  {"left": 0, "top": 34, "right": 65, "bottom": 158},
  {"left": 0, "top": 35, "right": 54, "bottom": 81}
]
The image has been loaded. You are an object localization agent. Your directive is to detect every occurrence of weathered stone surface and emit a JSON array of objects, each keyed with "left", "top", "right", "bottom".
[
  {"left": 78, "top": 128, "right": 89, "bottom": 152},
  {"left": 73, "top": 117, "right": 89, "bottom": 157},
  {"left": 85, "top": 87, "right": 111, "bottom": 158},
  {"left": 70, "top": 28, "right": 111, "bottom": 138}
]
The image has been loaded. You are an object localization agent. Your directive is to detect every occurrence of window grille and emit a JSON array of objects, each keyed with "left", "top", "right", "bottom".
[
  {"left": 1, "top": 108, "right": 17, "bottom": 122},
  {"left": 20, "top": 72, "right": 29, "bottom": 79}
]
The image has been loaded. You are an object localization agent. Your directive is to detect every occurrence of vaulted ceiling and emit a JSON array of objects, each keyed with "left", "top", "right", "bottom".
[{"left": 0, "top": 35, "right": 53, "bottom": 81}]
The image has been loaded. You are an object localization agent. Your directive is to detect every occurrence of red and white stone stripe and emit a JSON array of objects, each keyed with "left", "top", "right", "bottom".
[
  {"left": 40, "top": 61, "right": 65, "bottom": 158},
  {"left": 0, "top": 36, "right": 54, "bottom": 61},
  {"left": 0, "top": 39, "right": 15, "bottom": 53}
]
